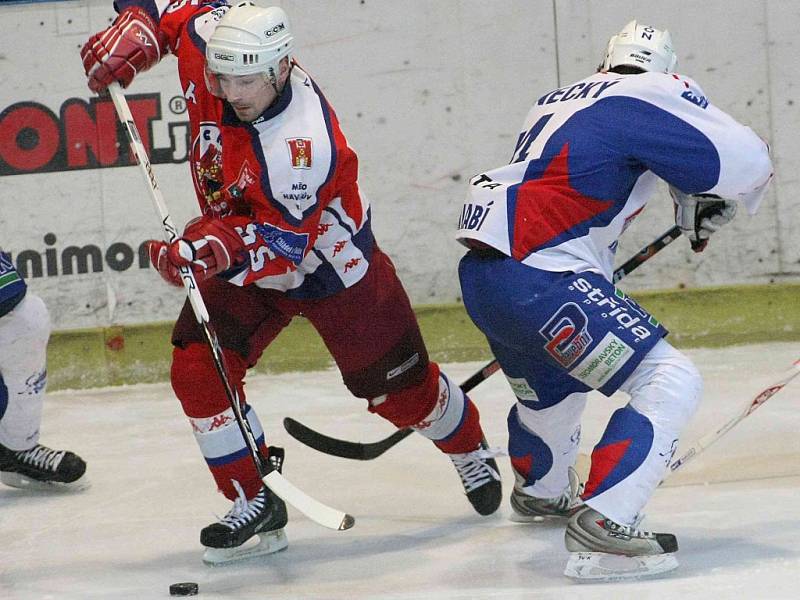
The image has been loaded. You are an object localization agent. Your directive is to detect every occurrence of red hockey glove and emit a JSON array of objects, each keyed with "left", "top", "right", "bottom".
[
  {"left": 81, "top": 6, "right": 168, "bottom": 93},
  {"left": 146, "top": 239, "right": 182, "bottom": 287},
  {"left": 146, "top": 217, "right": 247, "bottom": 286}
]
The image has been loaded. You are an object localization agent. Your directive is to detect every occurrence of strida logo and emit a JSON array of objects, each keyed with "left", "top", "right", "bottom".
[{"left": 0, "top": 94, "right": 188, "bottom": 176}]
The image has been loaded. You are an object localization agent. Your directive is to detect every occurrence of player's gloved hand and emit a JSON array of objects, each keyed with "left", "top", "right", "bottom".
[
  {"left": 146, "top": 217, "right": 247, "bottom": 286},
  {"left": 670, "top": 186, "right": 737, "bottom": 253},
  {"left": 81, "top": 6, "right": 168, "bottom": 93},
  {"left": 146, "top": 240, "right": 183, "bottom": 287}
]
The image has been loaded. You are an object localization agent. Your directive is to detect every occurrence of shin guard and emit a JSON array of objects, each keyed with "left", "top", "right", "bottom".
[
  {"left": 508, "top": 392, "right": 586, "bottom": 498},
  {"left": 369, "top": 363, "right": 483, "bottom": 454},
  {"left": 0, "top": 294, "right": 49, "bottom": 450},
  {"left": 171, "top": 343, "right": 268, "bottom": 499},
  {"left": 584, "top": 340, "right": 702, "bottom": 525}
]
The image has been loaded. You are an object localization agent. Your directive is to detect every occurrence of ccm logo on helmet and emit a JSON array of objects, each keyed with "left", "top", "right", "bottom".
[
  {"left": 214, "top": 53, "right": 236, "bottom": 61},
  {"left": 639, "top": 26, "right": 657, "bottom": 40},
  {"left": 265, "top": 23, "right": 285, "bottom": 37}
]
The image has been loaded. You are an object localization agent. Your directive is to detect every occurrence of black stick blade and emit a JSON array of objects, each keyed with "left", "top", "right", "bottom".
[{"left": 283, "top": 417, "right": 414, "bottom": 460}]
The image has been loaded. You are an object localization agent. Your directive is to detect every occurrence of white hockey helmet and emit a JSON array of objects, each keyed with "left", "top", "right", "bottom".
[
  {"left": 601, "top": 20, "right": 677, "bottom": 74},
  {"left": 205, "top": 2, "right": 294, "bottom": 78}
]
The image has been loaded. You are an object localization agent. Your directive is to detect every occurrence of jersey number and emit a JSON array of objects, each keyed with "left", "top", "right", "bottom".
[{"left": 510, "top": 114, "right": 553, "bottom": 164}]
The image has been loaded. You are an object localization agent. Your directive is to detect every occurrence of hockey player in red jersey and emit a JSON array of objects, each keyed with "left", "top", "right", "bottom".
[
  {"left": 457, "top": 20, "right": 772, "bottom": 580},
  {"left": 81, "top": 0, "right": 501, "bottom": 564}
]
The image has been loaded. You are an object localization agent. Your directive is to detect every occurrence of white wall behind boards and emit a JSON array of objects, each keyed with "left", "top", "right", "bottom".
[{"left": 0, "top": 0, "right": 796, "bottom": 330}]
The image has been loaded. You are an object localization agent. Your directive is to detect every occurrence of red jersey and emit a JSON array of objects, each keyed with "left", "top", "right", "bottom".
[{"left": 158, "top": 1, "right": 373, "bottom": 298}]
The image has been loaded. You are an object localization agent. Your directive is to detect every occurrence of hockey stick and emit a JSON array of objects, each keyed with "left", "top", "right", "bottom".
[
  {"left": 284, "top": 359, "right": 503, "bottom": 460},
  {"left": 667, "top": 357, "right": 800, "bottom": 475},
  {"left": 284, "top": 225, "right": 683, "bottom": 459},
  {"left": 570, "top": 356, "right": 800, "bottom": 486},
  {"left": 108, "top": 83, "right": 353, "bottom": 531}
]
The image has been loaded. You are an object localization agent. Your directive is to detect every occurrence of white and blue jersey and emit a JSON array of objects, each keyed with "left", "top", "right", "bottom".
[
  {"left": 457, "top": 70, "right": 772, "bottom": 511},
  {"left": 457, "top": 71, "right": 772, "bottom": 280},
  {"left": 457, "top": 70, "right": 772, "bottom": 399}
]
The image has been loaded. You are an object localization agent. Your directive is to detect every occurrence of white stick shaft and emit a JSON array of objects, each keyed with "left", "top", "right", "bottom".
[
  {"left": 668, "top": 358, "right": 800, "bottom": 475},
  {"left": 107, "top": 83, "right": 353, "bottom": 531},
  {"left": 107, "top": 83, "right": 209, "bottom": 323}
]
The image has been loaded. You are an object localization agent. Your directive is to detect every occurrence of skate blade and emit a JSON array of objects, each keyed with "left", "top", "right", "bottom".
[
  {"left": 202, "top": 528, "right": 288, "bottom": 566},
  {"left": 509, "top": 512, "right": 548, "bottom": 523},
  {"left": 509, "top": 511, "right": 569, "bottom": 523},
  {"left": 564, "top": 551, "right": 678, "bottom": 582},
  {"left": 0, "top": 472, "right": 91, "bottom": 493}
]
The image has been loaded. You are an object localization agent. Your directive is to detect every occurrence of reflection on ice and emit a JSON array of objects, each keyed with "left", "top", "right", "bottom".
[{"left": 2, "top": 343, "right": 799, "bottom": 599}]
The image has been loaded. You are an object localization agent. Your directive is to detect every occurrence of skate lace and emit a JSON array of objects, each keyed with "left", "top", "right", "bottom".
[
  {"left": 603, "top": 516, "right": 655, "bottom": 539},
  {"left": 557, "top": 471, "right": 585, "bottom": 511},
  {"left": 218, "top": 480, "right": 267, "bottom": 530},
  {"left": 16, "top": 445, "right": 64, "bottom": 472},
  {"left": 449, "top": 446, "right": 503, "bottom": 493},
  {"left": 552, "top": 489, "right": 573, "bottom": 511}
]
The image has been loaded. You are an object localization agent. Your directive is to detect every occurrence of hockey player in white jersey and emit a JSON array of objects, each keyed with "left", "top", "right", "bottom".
[
  {"left": 456, "top": 21, "right": 773, "bottom": 580},
  {"left": 0, "top": 251, "right": 87, "bottom": 490}
]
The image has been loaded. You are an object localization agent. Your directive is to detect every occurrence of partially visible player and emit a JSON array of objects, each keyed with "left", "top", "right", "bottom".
[
  {"left": 456, "top": 20, "right": 773, "bottom": 579},
  {"left": 81, "top": 0, "right": 501, "bottom": 564},
  {"left": 0, "top": 251, "right": 87, "bottom": 490}
]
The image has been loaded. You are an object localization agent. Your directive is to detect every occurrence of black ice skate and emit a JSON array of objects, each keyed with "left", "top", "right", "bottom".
[
  {"left": 564, "top": 505, "right": 679, "bottom": 581},
  {"left": 448, "top": 438, "right": 502, "bottom": 516},
  {"left": 0, "top": 442, "right": 87, "bottom": 491},
  {"left": 201, "top": 480, "right": 289, "bottom": 565},
  {"left": 509, "top": 466, "right": 581, "bottom": 522},
  {"left": 201, "top": 448, "right": 289, "bottom": 565}
]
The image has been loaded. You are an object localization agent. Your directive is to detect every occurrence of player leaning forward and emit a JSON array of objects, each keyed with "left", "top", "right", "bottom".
[
  {"left": 456, "top": 21, "right": 773, "bottom": 579},
  {"left": 82, "top": 0, "right": 502, "bottom": 563}
]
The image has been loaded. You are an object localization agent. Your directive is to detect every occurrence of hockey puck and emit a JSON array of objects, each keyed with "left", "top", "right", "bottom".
[{"left": 169, "top": 582, "right": 199, "bottom": 596}]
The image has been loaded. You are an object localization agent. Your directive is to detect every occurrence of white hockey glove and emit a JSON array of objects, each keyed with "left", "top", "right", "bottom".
[{"left": 670, "top": 186, "right": 737, "bottom": 253}]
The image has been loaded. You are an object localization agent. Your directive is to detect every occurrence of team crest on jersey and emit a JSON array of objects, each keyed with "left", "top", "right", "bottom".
[
  {"left": 230, "top": 160, "right": 256, "bottom": 195},
  {"left": 286, "top": 138, "right": 313, "bottom": 169},
  {"left": 191, "top": 122, "right": 224, "bottom": 210},
  {"left": 539, "top": 302, "right": 593, "bottom": 368},
  {"left": 210, "top": 160, "right": 257, "bottom": 213}
]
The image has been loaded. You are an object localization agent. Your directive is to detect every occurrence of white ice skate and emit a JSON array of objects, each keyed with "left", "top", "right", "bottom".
[
  {"left": 509, "top": 467, "right": 581, "bottom": 523},
  {"left": 564, "top": 506, "right": 678, "bottom": 581}
]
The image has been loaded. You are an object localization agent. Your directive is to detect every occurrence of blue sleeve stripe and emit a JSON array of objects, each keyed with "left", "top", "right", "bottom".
[{"left": 566, "top": 96, "right": 721, "bottom": 194}]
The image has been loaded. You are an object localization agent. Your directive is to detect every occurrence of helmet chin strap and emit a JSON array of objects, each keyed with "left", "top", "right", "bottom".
[
  {"left": 267, "top": 62, "right": 292, "bottom": 101},
  {"left": 267, "top": 67, "right": 279, "bottom": 95}
]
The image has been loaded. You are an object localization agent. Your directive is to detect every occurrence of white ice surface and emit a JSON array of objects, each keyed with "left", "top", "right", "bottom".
[{"left": 1, "top": 343, "right": 799, "bottom": 599}]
